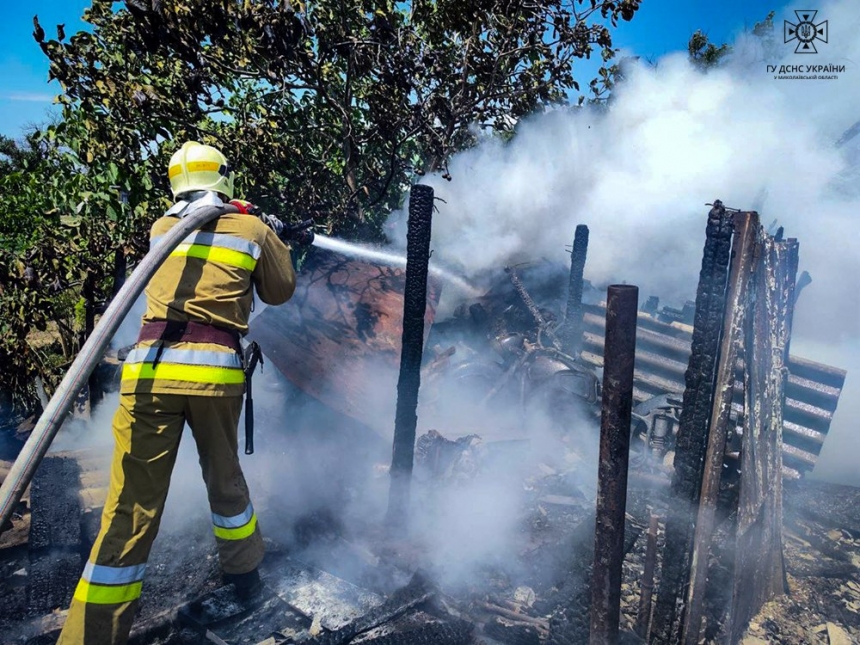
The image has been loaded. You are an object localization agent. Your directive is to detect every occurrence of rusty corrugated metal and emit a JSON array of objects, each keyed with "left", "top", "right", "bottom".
[{"left": 578, "top": 303, "right": 846, "bottom": 477}]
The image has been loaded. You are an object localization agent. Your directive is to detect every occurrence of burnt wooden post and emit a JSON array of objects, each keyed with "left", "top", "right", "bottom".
[
  {"left": 507, "top": 265, "right": 554, "bottom": 335},
  {"left": 27, "top": 456, "right": 83, "bottom": 614},
  {"left": 726, "top": 236, "right": 796, "bottom": 642},
  {"left": 387, "top": 184, "right": 434, "bottom": 530},
  {"left": 590, "top": 284, "right": 638, "bottom": 645},
  {"left": 651, "top": 202, "right": 734, "bottom": 644},
  {"left": 682, "top": 211, "right": 759, "bottom": 644},
  {"left": 635, "top": 513, "right": 660, "bottom": 639},
  {"left": 562, "top": 224, "right": 589, "bottom": 356}
]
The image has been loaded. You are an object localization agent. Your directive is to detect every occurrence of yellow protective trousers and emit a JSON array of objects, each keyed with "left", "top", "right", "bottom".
[{"left": 58, "top": 393, "right": 264, "bottom": 645}]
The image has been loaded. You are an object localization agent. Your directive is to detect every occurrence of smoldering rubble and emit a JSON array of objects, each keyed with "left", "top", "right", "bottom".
[{"left": 1, "top": 224, "right": 856, "bottom": 645}]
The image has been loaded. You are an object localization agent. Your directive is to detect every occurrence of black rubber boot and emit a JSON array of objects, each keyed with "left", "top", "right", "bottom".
[{"left": 223, "top": 567, "right": 262, "bottom": 601}]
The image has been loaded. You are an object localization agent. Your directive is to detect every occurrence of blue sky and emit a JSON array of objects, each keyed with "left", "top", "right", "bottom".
[
  {"left": 0, "top": 1, "right": 91, "bottom": 137},
  {"left": 1, "top": 0, "right": 788, "bottom": 139},
  {"left": 612, "top": 0, "right": 787, "bottom": 59}
]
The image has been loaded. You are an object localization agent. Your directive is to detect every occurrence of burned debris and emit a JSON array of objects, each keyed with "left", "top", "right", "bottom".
[{"left": 0, "top": 195, "right": 854, "bottom": 645}]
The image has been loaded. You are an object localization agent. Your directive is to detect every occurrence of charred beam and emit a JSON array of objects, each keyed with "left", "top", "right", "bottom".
[
  {"left": 727, "top": 236, "right": 797, "bottom": 642},
  {"left": 506, "top": 265, "right": 560, "bottom": 349},
  {"left": 651, "top": 202, "right": 733, "bottom": 644},
  {"left": 683, "top": 211, "right": 759, "bottom": 644},
  {"left": 561, "top": 224, "right": 589, "bottom": 356},
  {"left": 782, "top": 238, "right": 800, "bottom": 360},
  {"left": 387, "top": 184, "right": 434, "bottom": 529},
  {"left": 635, "top": 513, "right": 659, "bottom": 639},
  {"left": 590, "top": 284, "right": 638, "bottom": 645},
  {"left": 27, "top": 456, "right": 83, "bottom": 614}
]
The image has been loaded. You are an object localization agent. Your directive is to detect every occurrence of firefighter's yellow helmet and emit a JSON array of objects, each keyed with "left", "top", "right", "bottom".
[{"left": 167, "top": 141, "right": 235, "bottom": 200}]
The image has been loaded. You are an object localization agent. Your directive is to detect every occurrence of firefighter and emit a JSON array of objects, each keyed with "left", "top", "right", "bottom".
[{"left": 58, "top": 141, "right": 297, "bottom": 644}]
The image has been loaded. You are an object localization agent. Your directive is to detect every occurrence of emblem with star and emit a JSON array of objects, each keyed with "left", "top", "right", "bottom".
[{"left": 784, "top": 10, "right": 828, "bottom": 54}]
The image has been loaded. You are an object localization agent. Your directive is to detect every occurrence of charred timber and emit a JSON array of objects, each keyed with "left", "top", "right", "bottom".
[
  {"left": 651, "top": 202, "right": 733, "bottom": 644},
  {"left": 561, "top": 225, "right": 589, "bottom": 356},
  {"left": 28, "top": 456, "right": 83, "bottom": 614},
  {"left": 387, "top": 184, "right": 434, "bottom": 529},
  {"left": 780, "top": 241, "right": 799, "bottom": 361},
  {"left": 635, "top": 513, "right": 660, "bottom": 639},
  {"left": 356, "top": 619, "right": 473, "bottom": 645},
  {"left": 683, "top": 211, "right": 759, "bottom": 645},
  {"left": 590, "top": 284, "right": 638, "bottom": 645},
  {"left": 506, "top": 265, "right": 560, "bottom": 349},
  {"left": 303, "top": 572, "right": 436, "bottom": 645},
  {"left": 727, "top": 236, "right": 796, "bottom": 642}
]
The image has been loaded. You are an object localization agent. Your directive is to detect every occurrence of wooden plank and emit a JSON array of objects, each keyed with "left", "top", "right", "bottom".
[
  {"left": 727, "top": 236, "right": 795, "bottom": 641},
  {"left": 27, "top": 455, "right": 84, "bottom": 614},
  {"left": 650, "top": 202, "right": 734, "bottom": 644},
  {"left": 28, "top": 456, "right": 81, "bottom": 552},
  {"left": 683, "top": 211, "right": 759, "bottom": 644}
]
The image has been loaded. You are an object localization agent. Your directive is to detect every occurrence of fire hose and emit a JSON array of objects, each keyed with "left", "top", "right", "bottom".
[{"left": 0, "top": 203, "right": 239, "bottom": 534}]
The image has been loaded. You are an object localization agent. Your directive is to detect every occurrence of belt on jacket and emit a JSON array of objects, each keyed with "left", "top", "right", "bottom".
[{"left": 137, "top": 320, "right": 242, "bottom": 355}]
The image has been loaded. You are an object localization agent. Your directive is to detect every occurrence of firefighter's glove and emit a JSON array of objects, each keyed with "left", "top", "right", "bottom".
[
  {"left": 289, "top": 228, "right": 315, "bottom": 247},
  {"left": 259, "top": 213, "right": 286, "bottom": 237},
  {"left": 228, "top": 199, "right": 285, "bottom": 236},
  {"left": 280, "top": 219, "right": 315, "bottom": 247}
]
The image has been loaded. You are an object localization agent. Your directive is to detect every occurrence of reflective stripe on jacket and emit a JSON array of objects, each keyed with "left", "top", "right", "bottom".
[
  {"left": 120, "top": 341, "right": 246, "bottom": 397},
  {"left": 156, "top": 230, "right": 263, "bottom": 272}
]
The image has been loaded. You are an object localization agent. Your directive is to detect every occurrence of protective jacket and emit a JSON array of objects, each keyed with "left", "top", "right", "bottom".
[
  {"left": 121, "top": 195, "right": 295, "bottom": 397},
  {"left": 59, "top": 194, "right": 296, "bottom": 645}
]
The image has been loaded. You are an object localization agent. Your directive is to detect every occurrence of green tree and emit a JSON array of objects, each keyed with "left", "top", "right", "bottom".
[
  {"left": 2, "top": 0, "right": 644, "bottom": 406},
  {"left": 0, "top": 132, "right": 45, "bottom": 178},
  {"left": 687, "top": 11, "right": 776, "bottom": 71},
  {"left": 0, "top": 110, "right": 154, "bottom": 408},
  {"left": 35, "top": 0, "right": 640, "bottom": 236},
  {"left": 688, "top": 29, "right": 731, "bottom": 70}
]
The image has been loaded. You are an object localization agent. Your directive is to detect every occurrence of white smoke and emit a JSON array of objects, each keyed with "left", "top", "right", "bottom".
[
  {"left": 44, "top": 1, "right": 860, "bottom": 607},
  {"left": 388, "top": 0, "right": 860, "bottom": 484}
]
